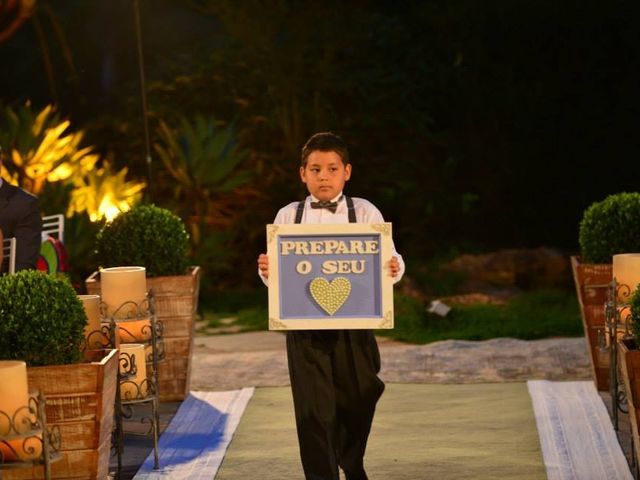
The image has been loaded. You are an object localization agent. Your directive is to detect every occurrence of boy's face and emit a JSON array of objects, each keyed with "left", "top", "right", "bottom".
[{"left": 300, "top": 150, "right": 351, "bottom": 201}]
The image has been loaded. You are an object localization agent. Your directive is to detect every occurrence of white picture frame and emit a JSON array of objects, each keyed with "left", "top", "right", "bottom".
[{"left": 266, "top": 223, "right": 395, "bottom": 330}]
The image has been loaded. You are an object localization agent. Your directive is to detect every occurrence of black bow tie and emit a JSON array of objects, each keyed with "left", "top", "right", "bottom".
[{"left": 310, "top": 199, "right": 339, "bottom": 213}]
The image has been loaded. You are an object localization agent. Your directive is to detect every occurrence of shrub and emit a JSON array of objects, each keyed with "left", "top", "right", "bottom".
[
  {"left": 579, "top": 193, "right": 640, "bottom": 264},
  {"left": 95, "top": 204, "right": 190, "bottom": 277},
  {"left": 0, "top": 270, "right": 87, "bottom": 366}
]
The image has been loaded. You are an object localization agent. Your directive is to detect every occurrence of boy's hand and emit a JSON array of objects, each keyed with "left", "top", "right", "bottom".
[
  {"left": 387, "top": 256, "right": 400, "bottom": 278},
  {"left": 258, "top": 253, "right": 269, "bottom": 279}
]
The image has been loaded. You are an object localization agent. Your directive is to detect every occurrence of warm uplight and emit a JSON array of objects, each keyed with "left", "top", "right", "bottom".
[
  {"left": 2, "top": 105, "right": 99, "bottom": 195},
  {"left": 68, "top": 162, "right": 145, "bottom": 223},
  {"left": 95, "top": 194, "right": 130, "bottom": 222},
  {"left": 47, "top": 163, "right": 74, "bottom": 182}
]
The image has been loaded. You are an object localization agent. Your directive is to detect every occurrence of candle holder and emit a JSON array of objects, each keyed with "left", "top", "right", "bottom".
[
  {"left": 102, "top": 289, "right": 163, "bottom": 477},
  {"left": 83, "top": 324, "right": 114, "bottom": 351},
  {"left": 0, "top": 391, "right": 61, "bottom": 479},
  {"left": 604, "top": 278, "right": 634, "bottom": 431}
]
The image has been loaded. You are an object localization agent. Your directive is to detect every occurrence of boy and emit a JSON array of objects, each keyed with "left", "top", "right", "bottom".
[{"left": 258, "top": 132, "right": 404, "bottom": 480}]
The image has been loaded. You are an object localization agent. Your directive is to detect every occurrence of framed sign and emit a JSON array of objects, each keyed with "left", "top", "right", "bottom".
[{"left": 266, "top": 223, "right": 394, "bottom": 330}]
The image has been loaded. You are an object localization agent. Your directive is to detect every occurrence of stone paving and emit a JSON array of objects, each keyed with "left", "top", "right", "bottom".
[{"left": 191, "top": 331, "right": 593, "bottom": 391}]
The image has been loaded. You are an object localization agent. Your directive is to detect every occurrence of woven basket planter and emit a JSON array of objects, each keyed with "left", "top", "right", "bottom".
[
  {"left": 86, "top": 266, "right": 201, "bottom": 401},
  {"left": 3, "top": 349, "right": 118, "bottom": 480},
  {"left": 570, "top": 256, "right": 612, "bottom": 391}
]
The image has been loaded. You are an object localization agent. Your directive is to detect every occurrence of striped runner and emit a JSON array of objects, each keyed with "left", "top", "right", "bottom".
[
  {"left": 133, "top": 388, "right": 254, "bottom": 480},
  {"left": 528, "top": 380, "right": 632, "bottom": 480}
]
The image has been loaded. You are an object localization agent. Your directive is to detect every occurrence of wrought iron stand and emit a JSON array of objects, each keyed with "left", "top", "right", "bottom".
[
  {"left": 0, "top": 391, "right": 61, "bottom": 479},
  {"left": 97, "top": 290, "right": 164, "bottom": 479},
  {"left": 603, "top": 277, "right": 639, "bottom": 477},
  {"left": 604, "top": 279, "right": 633, "bottom": 430}
]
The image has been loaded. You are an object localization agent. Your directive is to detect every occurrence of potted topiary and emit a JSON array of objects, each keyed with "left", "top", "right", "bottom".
[
  {"left": 86, "top": 204, "right": 201, "bottom": 401},
  {"left": 572, "top": 192, "right": 640, "bottom": 391},
  {"left": 0, "top": 270, "right": 117, "bottom": 480}
]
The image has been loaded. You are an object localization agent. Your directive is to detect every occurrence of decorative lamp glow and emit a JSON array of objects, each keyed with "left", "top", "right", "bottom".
[
  {"left": 100, "top": 266, "right": 147, "bottom": 319},
  {"left": 612, "top": 254, "right": 640, "bottom": 303},
  {"left": 119, "top": 344, "right": 148, "bottom": 400},
  {"left": 78, "top": 294, "right": 101, "bottom": 341},
  {"left": 117, "top": 316, "right": 152, "bottom": 343},
  {"left": 0, "top": 361, "right": 40, "bottom": 461}
]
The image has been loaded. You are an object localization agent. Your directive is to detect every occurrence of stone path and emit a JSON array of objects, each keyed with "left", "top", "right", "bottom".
[{"left": 191, "top": 332, "right": 592, "bottom": 391}]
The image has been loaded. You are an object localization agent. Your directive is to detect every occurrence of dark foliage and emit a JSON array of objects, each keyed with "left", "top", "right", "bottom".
[
  {"left": 0, "top": 270, "right": 86, "bottom": 366},
  {"left": 95, "top": 204, "right": 189, "bottom": 277},
  {"left": 579, "top": 193, "right": 640, "bottom": 264},
  {"left": 1, "top": 1, "right": 638, "bottom": 291}
]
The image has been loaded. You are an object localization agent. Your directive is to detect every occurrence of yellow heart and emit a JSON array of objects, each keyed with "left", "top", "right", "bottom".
[{"left": 309, "top": 277, "right": 352, "bottom": 316}]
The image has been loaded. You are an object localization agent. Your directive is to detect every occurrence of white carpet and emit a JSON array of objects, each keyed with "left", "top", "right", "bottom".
[
  {"left": 133, "top": 388, "right": 254, "bottom": 480},
  {"left": 527, "top": 380, "right": 632, "bottom": 480}
]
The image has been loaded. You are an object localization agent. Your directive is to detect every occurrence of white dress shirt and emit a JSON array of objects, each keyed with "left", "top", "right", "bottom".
[{"left": 261, "top": 193, "right": 405, "bottom": 284}]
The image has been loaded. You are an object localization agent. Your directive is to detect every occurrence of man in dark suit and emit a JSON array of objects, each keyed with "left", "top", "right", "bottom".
[{"left": 0, "top": 146, "right": 42, "bottom": 271}]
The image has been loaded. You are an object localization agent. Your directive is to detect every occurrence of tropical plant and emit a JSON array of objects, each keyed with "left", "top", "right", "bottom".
[
  {"left": 95, "top": 204, "right": 190, "bottom": 277},
  {"left": 66, "top": 160, "right": 146, "bottom": 222},
  {"left": 579, "top": 193, "right": 640, "bottom": 264},
  {"left": 153, "top": 115, "right": 251, "bottom": 227},
  {"left": 0, "top": 102, "right": 145, "bottom": 222},
  {"left": 0, "top": 102, "right": 98, "bottom": 194},
  {"left": 0, "top": 270, "right": 86, "bottom": 366}
]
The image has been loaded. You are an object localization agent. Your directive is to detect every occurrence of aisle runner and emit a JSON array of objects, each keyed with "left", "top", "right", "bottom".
[
  {"left": 527, "top": 380, "right": 632, "bottom": 480},
  {"left": 133, "top": 388, "right": 254, "bottom": 480}
]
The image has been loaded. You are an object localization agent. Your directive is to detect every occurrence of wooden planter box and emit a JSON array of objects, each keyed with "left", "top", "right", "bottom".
[
  {"left": 619, "top": 339, "right": 640, "bottom": 467},
  {"left": 86, "top": 266, "right": 201, "bottom": 401},
  {"left": 570, "top": 256, "right": 612, "bottom": 391},
  {"left": 3, "top": 349, "right": 118, "bottom": 480}
]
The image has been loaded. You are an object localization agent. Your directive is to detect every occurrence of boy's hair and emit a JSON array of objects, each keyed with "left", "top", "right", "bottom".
[{"left": 301, "top": 132, "right": 350, "bottom": 167}]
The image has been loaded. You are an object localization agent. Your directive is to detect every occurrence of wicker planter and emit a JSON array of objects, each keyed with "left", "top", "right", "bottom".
[
  {"left": 86, "top": 266, "right": 201, "bottom": 401},
  {"left": 570, "top": 256, "right": 612, "bottom": 391},
  {"left": 3, "top": 349, "right": 118, "bottom": 480},
  {"left": 619, "top": 339, "right": 640, "bottom": 467}
]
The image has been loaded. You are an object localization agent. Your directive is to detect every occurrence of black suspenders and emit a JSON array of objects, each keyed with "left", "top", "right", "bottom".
[
  {"left": 346, "top": 196, "right": 356, "bottom": 222},
  {"left": 294, "top": 196, "right": 356, "bottom": 224},
  {"left": 294, "top": 200, "right": 305, "bottom": 224}
]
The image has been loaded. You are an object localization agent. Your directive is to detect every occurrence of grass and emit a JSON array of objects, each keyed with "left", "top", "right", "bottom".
[
  {"left": 198, "top": 288, "right": 583, "bottom": 344},
  {"left": 377, "top": 289, "right": 583, "bottom": 344},
  {"left": 198, "top": 289, "right": 268, "bottom": 333}
]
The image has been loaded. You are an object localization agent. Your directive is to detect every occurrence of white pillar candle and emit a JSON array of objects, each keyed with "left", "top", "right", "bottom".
[
  {"left": 613, "top": 254, "right": 640, "bottom": 303},
  {"left": 0, "top": 361, "right": 40, "bottom": 461},
  {"left": 78, "top": 294, "right": 102, "bottom": 343},
  {"left": 119, "top": 344, "right": 149, "bottom": 400},
  {"left": 100, "top": 266, "right": 147, "bottom": 319}
]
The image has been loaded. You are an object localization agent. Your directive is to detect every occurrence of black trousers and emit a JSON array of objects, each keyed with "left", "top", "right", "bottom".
[{"left": 286, "top": 330, "right": 385, "bottom": 480}]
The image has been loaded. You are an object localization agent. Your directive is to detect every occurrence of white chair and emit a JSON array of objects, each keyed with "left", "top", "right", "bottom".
[
  {"left": 42, "top": 213, "right": 64, "bottom": 242},
  {"left": 2, "top": 237, "right": 17, "bottom": 274},
  {"left": 1, "top": 215, "right": 63, "bottom": 274}
]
